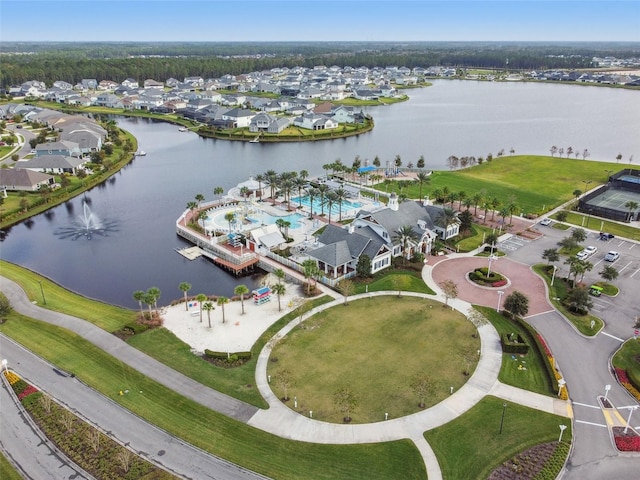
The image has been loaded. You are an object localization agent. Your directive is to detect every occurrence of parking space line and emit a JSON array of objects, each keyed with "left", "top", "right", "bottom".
[
  {"left": 631, "top": 268, "right": 640, "bottom": 278},
  {"left": 602, "top": 331, "right": 624, "bottom": 342},
  {"left": 573, "top": 402, "right": 600, "bottom": 409},
  {"left": 575, "top": 419, "right": 607, "bottom": 428},
  {"left": 619, "top": 261, "right": 633, "bottom": 273},
  {"left": 629, "top": 243, "right": 636, "bottom": 250}
]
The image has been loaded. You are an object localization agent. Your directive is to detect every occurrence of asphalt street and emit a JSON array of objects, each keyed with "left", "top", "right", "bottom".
[{"left": 505, "top": 219, "right": 640, "bottom": 479}]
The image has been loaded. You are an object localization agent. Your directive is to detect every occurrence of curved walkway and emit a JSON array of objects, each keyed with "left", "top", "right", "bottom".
[{"left": 1, "top": 272, "right": 571, "bottom": 480}]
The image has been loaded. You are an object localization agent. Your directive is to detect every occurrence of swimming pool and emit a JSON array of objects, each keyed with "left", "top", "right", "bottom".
[
  {"left": 205, "top": 207, "right": 304, "bottom": 232},
  {"left": 291, "top": 195, "right": 363, "bottom": 215}
]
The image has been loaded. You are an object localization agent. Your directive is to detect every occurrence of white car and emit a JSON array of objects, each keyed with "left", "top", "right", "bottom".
[
  {"left": 539, "top": 218, "right": 552, "bottom": 226},
  {"left": 604, "top": 251, "right": 620, "bottom": 262},
  {"left": 576, "top": 246, "right": 597, "bottom": 260}
]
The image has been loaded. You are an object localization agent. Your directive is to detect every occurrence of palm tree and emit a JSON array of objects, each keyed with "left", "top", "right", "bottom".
[
  {"left": 498, "top": 207, "right": 511, "bottom": 231},
  {"left": 254, "top": 173, "right": 265, "bottom": 199},
  {"left": 307, "top": 187, "right": 319, "bottom": 219},
  {"left": 625, "top": 201, "right": 638, "bottom": 222},
  {"left": 299, "top": 169, "right": 309, "bottom": 181},
  {"left": 147, "top": 287, "right": 161, "bottom": 312},
  {"left": 240, "top": 186, "right": 250, "bottom": 202},
  {"left": 195, "top": 293, "right": 207, "bottom": 323},
  {"left": 274, "top": 268, "right": 285, "bottom": 284},
  {"left": 393, "top": 225, "right": 419, "bottom": 264},
  {"left": 186, "top": 201, "right": 197, "bottom": 221},
  {"left": 179, "top": 282, "right": 191, "bottom": 311},
  {"left": 316, "top": 185, "right": 329, "bottom": 216},
  {"left": 213, "top": 186, "right": 224, "bottom": 199},
  {"left": 224, "top": 211, "right": 235, "bottom": 231},
  {"left": 507, "top": 198, "right": 519, "bottom": 224},
  {"left": 415, "top": 171, "right": 430, "bottom": 200},
  {"left": 264, "top": 169, "right": 278, "bottom": 204},
  {"left": 294, "top": 177, "right": 307, "bottom": 208},
  {"left": 234, "top": 284, "right": 249, "bottom": 314},
  {"left": 301, "top": 259, "right": 320, "bottom": 295},
  {"left": 132, "top": 290, "right": 145, "bottom": 315},
  {"left": 217, "top": 296, "right": 229, "bottom": 323},
  {"left": 195, "top": 193, "right": 205, "bottom": 207},
  {"left": 280, "top": 177, "right": 294, "bottom": 210},
  {"left": 417, "top": 155, "right": 425, "bottom": 169},
  {"left": 324, "top": 190, "right": 339, "bottom": 224},
  {"left": 272, "top": 282, "right": 286, "bottom": 312},
  {"left": 490, "top": 197, "right": 501, "bottom": 221},
  {"left": 472, "top": 192, "right": 483, "bottom": 216},
  {"left": 143, "top": 292, "right": 155, "bottom": 318},
  {"left": 334, "top": 187, "right": 348, "bottom": 222},
  {"left": 202, "top": 301, "right": 214, "bottom": 328},
  {"left": 435, "top": 208, "right": 458, "bottom": 239},
  {"left": 441, "top": 186, "right": 450, "bottom": 205}
]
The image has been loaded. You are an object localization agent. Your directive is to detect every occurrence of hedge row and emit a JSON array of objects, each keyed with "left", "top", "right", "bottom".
[
  {"left": 204, "top": 349, "right": 252, "bottom": 360},
  {"left": 510, "top": 317, "right": 558, "bottom": 393},
  {"left": 500, "top": 333, "right": 530, "bottom": 354}
]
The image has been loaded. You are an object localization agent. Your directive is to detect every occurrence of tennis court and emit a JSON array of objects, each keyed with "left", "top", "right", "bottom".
[{"left": 585, "top": 188, "right": 640, "bottom": 210}]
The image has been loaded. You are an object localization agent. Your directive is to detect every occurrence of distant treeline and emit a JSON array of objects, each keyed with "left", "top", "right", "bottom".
[{"left": 2, "top": 41, "right": 638, "bottom": 86}]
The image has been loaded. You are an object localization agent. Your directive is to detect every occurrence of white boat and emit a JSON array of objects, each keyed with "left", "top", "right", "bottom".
[
  {"left": 178, "top": 127, "right": 188, "bottom": 132},
  {"left": 135, "top": 150, "right": 147, "bottom": 156}
]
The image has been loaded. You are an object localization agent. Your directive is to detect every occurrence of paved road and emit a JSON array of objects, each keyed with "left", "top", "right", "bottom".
[{"left": 0, "top": 335, "right": 268, "bottom": 480}]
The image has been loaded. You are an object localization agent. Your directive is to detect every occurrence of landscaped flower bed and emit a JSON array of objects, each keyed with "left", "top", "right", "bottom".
[
  {"left": 614, "top": 368, "right": 640, "bottom": 401},
  {"left": 488, "top": 441, "right": 570, "bottom": 480},
  {"left": 468, "top": 267, "right": 508, "bottom": 287},
  {"left": 613, "top": 426, "right": 640, "bottom": 452}
]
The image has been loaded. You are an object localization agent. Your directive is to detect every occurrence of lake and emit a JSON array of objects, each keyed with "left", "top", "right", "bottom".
[{"left": 1, "top": 80, "right": 639, "bottom": 308}]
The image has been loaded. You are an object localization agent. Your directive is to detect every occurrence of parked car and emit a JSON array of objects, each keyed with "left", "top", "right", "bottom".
[
  {"left": 604, "top": 251, "right": 620, "bottom": 262},
  {"left": 576, "top": 246, "right": 597, "bottom": 260},
  {"left": 599, "top": 232, "right": 615, "bottom": 241},
  {"left": 539, "top": 218, "right": 552, "bottom": 226}
]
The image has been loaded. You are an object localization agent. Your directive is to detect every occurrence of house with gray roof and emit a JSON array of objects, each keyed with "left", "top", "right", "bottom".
[
  {"left": 35, "top": 141, "right": 81, "bottom": 158},
  {"left": 19, "top": 155, "right": 88, "bottom": 175},
  {"left": 351, "top": 194, "right": 459, "bottom": 261},
  {"left": 306, "top": 223, "right": 391, "bottom": 278},
  {"left": 0, "top": 169, "right": 55, "bottom": 192}
]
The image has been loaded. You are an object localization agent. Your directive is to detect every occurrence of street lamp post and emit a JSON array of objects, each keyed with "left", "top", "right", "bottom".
[
  {"left": 557, "top": 378, "right": 566, "bottom": 397},
  {"left": 497, "top": 290, "right": 505, "bottom": 313},
  {"left": 603, "top": 384, "right": 611, "bottom": 403},
  {"left": 551, "top": 265, "right": 558, "bottom": 286},
  {"left": 624, "top": 405, "right": 638, "bottom": 434},
  {"left": 499, "top": 403, "right": 507, "bottom": 434},
  {"left": 1, "top": 359, "right": 8, "bottom": 373},
  {"left": 559, "top": 424, "right": 567, "bottom": 442},
  {"left": 37, "top": 280, "right": 46, "bottom": 305}
]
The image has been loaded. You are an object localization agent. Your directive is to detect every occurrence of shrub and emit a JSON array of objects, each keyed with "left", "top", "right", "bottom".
[
  {"left": 227, "top": 354, "right": 238, "bottom": 363},
  {"left": 492, "top": 279, "right": 508, "bottom": 287},
  {"left": 501, "top": 333, "right": 530, "bottom": 354}
]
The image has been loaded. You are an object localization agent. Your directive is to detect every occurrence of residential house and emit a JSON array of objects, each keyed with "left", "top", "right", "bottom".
[
  {"left": 143, "top": 79, "right": 164, "bottom": 90},
  {"left": 98, "top": 80, "right": 119, "bottom": 91},
  {"left": 293, "top": 113, "right": 338, "bottom": 131},
  {"left": 0, "top": 169, "right": 56, "bottom": 192},
  {"left": 81, "top": 79, "right": 98, "bottom": 90},
  {"left": 35, "top": 141, "right": 81, "bottom": 158},
  {"left": 121, "top": 78, "right": 139, "bottom": 89},
  {"left": 18, "top": 155, "right": 88, "bottom": 175},
  {"left": 222, "top": 108, "right": 255, "bottom": 128},
  {"left": 95, "top": 93, "right": 123, "bottom": 108}
]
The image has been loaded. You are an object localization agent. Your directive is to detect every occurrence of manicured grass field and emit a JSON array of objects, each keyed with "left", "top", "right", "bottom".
[
  {"left": 552, "top": 210, "right": 640, "bottom": 241},
  {"left": 475, "top": 306, "right": 554, "bottom": 396},
  {"left": 354, "top": 268, "right": 435, "bottom": 295},
  {"left": 268, "top": 296, "right": 479, "bottom": 423},
  {"left": 425, "top": 395, "right": 571, "bottom": 480},
  {"left": 0, "top": 260, "right": 136, "bottom": 332},
  {"left": 380, "top": 155, "right": 621, "bottom": 215},
  {"left": 0, "top": 313, "right": 426, "bottom": 480}
]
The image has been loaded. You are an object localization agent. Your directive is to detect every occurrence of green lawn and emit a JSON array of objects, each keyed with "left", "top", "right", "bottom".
[
  {"left": 354, "top": 268, "right": 435, "bottom": 295},
  {"left": 379, "top": 155, "right": 621, "bottom": 216},
  {"left": 552, "top": 210, "right": 640, "bottom": 241},
  {"left": 455, "top": 223, "right": 495, "bottom": 252},
  {"left": 0, "top": 452, "right": 22, "bottom": 480},
  {"left": 269, "top": 296, "right": 479, "bottom": 423},
  {"left": 0, "top": 313, "right": 425, "bottom": 480},
  {"left": 425, "top": 396, "right": 571, "bottom": 480},
  {"left": 612, "top": 338, "right": 640, "bottom": 373},
  {"left": 0, "top": 260, "right": 136, "bottom": 332},
  {"left": 475, "top": 306, "right": 554, "bottom": 396},
  {"left": 532, "top": 264, "right": 603, "bottom": 336}
]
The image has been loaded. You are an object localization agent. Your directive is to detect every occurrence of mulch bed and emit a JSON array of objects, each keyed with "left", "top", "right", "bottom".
[{"left": 488, "top": 442, "right": 557, "bottom": 480}]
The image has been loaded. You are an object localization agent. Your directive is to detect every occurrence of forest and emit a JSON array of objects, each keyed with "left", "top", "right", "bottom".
[{"left": 1, "top": 41, "right": 639, "bottom": 86}]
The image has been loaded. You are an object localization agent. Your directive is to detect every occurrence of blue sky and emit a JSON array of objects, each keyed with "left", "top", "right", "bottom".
[{"left": 1, "top": 1, "right": 639, "bottom": 42}]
